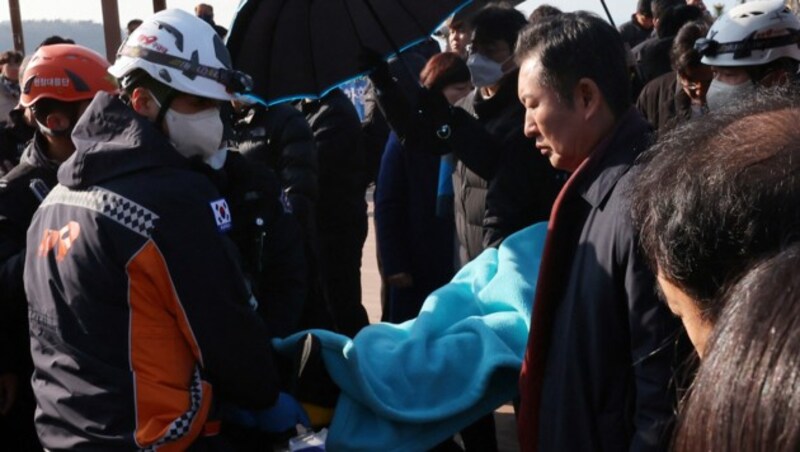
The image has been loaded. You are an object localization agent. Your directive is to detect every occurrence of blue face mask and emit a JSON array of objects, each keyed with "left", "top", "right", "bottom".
[{"left": 466, "top": 53, "right": 504, "bottom": 88}]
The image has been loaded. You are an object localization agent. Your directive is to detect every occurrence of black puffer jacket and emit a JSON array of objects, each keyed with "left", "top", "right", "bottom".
[
  {"left": 0, "top": 133, "right": 57, "bottom": 376},
  {"left": 235, "top": 103, "right": 318, "bottom": 236},
  {"left": 298, "top": 89, "right": 368, "bottom": 234}
]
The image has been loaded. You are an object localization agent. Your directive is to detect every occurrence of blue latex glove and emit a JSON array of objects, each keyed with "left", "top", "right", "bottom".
[{"left": 222, "top": 392, "right": 311, "bottom": 433}]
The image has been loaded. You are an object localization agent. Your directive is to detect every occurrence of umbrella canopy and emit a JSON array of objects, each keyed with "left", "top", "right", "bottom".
[{"left": 226, "top": 0, "right": 473, "bottom": 106}]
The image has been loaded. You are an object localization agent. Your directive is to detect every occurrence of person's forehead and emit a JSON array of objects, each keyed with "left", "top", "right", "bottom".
[{"left": 518, "top": 56, "right": 548, "bottom": 96}]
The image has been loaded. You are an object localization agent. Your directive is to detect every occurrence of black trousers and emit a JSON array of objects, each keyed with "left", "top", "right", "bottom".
[{"left": 317, "top": 219, "right": 370, "bottom": 338}]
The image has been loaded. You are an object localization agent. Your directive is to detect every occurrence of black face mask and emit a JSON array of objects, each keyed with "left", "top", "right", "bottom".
[{"left": 32, "top": 102, "right": 83, "bottom": 138}]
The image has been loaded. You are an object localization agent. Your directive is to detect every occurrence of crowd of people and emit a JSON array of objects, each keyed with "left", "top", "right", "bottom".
[{"left": 0, "top": 0, "right": 797, "bottom": 450}]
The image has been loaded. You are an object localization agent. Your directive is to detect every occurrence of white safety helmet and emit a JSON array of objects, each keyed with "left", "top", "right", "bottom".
[
  {"left": 696, "top": 0, "right": 800, "bottom": 67},
  {"left": 108, "top": 8, "right": 251, "bottom": 101}
]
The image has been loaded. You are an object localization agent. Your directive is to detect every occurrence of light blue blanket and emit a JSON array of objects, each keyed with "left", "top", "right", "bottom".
[{"left": 274, "top": 222, "right": 547, "bottom": 451}]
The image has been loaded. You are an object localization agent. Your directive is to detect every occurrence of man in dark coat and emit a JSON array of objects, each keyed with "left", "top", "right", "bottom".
[
  {"left": 618, "top": 0, "right": 654, "bottom": 50},
  {"left": 636, "top": 20, "right": 711, "bottom": 135},
  {"left": 631, "top": 3, "right": 703, "bottom": 87},
  {"left": 515, "top": 13, "right": 684, "bottom": 451},
  {"left": 298, "top": 88, "right": 370, "bottom": 338}
]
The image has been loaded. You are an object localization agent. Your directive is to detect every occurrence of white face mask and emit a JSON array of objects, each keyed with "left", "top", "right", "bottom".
[
  {"left": 164, "top": 107, "right": 225, "bottom": 163},
  {"left": 467, "top": 53, "right": 505, "bottom": 88},
  {"left": 706, "top": 79, "right": 754, "bottom": 111}
]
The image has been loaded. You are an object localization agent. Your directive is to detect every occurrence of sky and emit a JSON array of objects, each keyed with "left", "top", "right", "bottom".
[{"left": 0, "top": 0, "right": 745, "bottom": 30}]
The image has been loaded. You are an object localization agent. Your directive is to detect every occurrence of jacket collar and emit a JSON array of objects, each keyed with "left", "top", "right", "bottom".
[
  {"left": 473, "top": 69, "right": 520, "bottom": 120},
  {"left": 59, "top": 92, "right": 188, "bottom": 189},
  {"left": 573, "top": 108, "right": 652, "bottom": 208},
  {"left": 20, "top": 131, "right": 60, "bottom": 173}
]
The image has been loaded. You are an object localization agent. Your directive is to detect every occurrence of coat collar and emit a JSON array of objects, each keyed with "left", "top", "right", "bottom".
[
  {"left": 473, "top": 69, "right": 520, "bottom": 120},
  {"left": 572, "top": 108, "right": 653, "bottom": 208}
]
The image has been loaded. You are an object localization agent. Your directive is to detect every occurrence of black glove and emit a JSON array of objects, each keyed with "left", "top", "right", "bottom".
[
  {"left": 358, "top": 46, "right": 392, "bottom": 91},
  {"left": 415, "top": 87, "right": 454, "bottom": 141}
]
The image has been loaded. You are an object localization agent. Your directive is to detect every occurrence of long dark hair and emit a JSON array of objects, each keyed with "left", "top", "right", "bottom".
[{"left": 674, "top": 243, "right": 800, "bottom": 451}]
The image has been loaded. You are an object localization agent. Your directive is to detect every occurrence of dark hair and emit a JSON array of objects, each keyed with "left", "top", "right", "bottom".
[
  {"left": 126, "top": 19, "right": 143, "bottom": 35},
  {"left": 651, "top": 0, "right": 682, "bottom": 21},
  {"left": 674, "top": 243, "right": 800, "bottom": 451},
  {"left": 637, "top": 0, "right": 653, "bottom": 17},
  {"left": 670, "top": 20, "right": 708, "bottom": 74},
  {"left": 0, "top": 50, "right": 23, "bottom": 65},
  {"left": 528, "top": 5, "right": 562, "bottom": 24},
  {"left": 631, "top": 86, "right": 800, "bottom": 323},
  {"left": 515, "top": 12, "right": 631, "bottom": 118},
  {"left": 471, "top": 5, "right": 528, "bottom": 51},
  {"left": 37, "top": 36, "right": 75, "bottom": 49},
  {"left": 419, "top": 52, "right": 470, "bottom": 92},
  {"left": 657, "top": 4, "right": 703, "bottom": 38}
]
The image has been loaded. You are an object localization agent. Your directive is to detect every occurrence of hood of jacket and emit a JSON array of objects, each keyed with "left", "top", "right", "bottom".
[{"left": 58, "top": 92, "right": 187, "bottom": 189}]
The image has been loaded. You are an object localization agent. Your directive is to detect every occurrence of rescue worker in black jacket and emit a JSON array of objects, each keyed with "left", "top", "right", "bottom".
[
  {"left": 0, "top": 43, "right": 118, "bottom": 451},
  {"left": 197, "top": 149, "right": 309, "bottom": 340},
  {"left": 23, "top": 11, "right": 307, "bottom": 449}
]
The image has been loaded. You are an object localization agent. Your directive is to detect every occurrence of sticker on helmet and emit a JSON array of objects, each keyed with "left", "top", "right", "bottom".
[{"left": 210, "top": 198, "right": 232, "bottom": 232}]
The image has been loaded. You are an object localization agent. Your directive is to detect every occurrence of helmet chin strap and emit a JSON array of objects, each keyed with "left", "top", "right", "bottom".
[{"left": 146, "top": 87, "right": 178, "bottom": 131}]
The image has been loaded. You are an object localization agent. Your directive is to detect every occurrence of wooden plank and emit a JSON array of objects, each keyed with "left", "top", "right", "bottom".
[
  {"left": 8, "top": 0, "right": 24, "bottom": 53},
  {"left": 101, "top": 0, "right": 122, "bottom": 62}
]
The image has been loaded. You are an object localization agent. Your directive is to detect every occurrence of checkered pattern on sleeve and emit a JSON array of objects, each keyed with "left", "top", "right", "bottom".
[
  {"left": 42, "top": 185, "right": 159, "bottom": 238},
  {"left": 141, "top": 367, "right": 204, "bottom": 451}
]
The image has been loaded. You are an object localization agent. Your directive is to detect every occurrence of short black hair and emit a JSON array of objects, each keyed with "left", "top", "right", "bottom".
[
  {"left": 471, "top": 5, "right": 528, "bottom": 51},
  {"left": 670, "top": 20, "right": 708, "bottom": 75},
  {"left": 651, "top": 0, "right": 682, "bottom": 21},
  {"left": 126, "top": 19, "right": 143, "bottom": 35},
  {"left": 637, "top": 0, "right": 653, "bottom": 17},
  {"left": 631, "top": 86, "right": 800, "bottom": 323},
  {"left": 515, "top": 12, "right": 631, "bottom": 119},
  {"left": 528, "top": 5, "right": 562, "bottom": 24},
  {"left": 37, "top": 35, "right": 75, "bottom": 49},
  {"left": 0, "top": 50, "right": 22, "bottom": 65},
  {"left": 657, "top": 4, "right": 703, "bottom": 38}
]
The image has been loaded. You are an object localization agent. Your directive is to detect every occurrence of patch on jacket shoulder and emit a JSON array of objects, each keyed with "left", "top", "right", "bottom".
[{"left": 210, "top": 198, "right": 232, "bottom": 232}]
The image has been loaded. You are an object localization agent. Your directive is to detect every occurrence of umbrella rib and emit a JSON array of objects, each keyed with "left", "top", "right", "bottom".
[
  {"left": 265, "top": 0, "right": 295, "bottom": 102},
  {"left": 341, "top": 0, "right": 367, "bottom": 49},
  {"left": 394, "top": 0, "right": 430, "bottom": 36},
  {"left": 358, "top": 0, "right": 403, "bottom": 56}
]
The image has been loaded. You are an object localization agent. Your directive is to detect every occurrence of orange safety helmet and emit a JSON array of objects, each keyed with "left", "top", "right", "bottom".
[{"left": 20, "top": 44, "right": 118, "bottom": 108}]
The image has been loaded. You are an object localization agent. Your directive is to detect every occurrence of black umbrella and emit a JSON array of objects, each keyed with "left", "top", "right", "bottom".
[{"left": 226, "top": 0, "right": 472, "bottom": 106}]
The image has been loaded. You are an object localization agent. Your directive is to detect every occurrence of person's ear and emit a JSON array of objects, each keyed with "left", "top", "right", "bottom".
[
  {"left": 130, "top": 87, "right": 159, "bottom": 120},
  {"left": 573, "top": 77, "right": 603, "bottom": 121}
]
